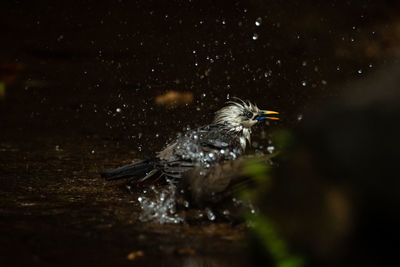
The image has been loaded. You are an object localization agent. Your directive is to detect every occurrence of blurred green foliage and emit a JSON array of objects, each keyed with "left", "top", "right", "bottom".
[
  {"left": 248, "top": 213, "right": 304, "bottom": 267},
  {"left": 240, "top": 130, "right": 304, "bottom": 267}
]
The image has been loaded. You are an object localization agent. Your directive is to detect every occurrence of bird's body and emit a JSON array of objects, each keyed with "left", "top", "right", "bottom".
[{"left": 101, "top": 98, "right": 278, "bottom": 185}]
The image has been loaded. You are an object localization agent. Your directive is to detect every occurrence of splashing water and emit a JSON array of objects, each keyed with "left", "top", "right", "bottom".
[{"left": 137, "top": 183, "right": 184, "bottom": 224}]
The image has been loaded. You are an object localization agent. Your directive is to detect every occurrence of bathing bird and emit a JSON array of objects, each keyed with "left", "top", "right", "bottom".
[{"left": 101, "top": 98, "right": 278, "bottom": 185}]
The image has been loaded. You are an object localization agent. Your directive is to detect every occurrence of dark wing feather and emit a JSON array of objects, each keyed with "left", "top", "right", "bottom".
[
  {"left": 155, "top": 124, "right": 243, "bottom": 180},
  {"left": 100, "top": 160, "right": 156, "bottom": 180}
]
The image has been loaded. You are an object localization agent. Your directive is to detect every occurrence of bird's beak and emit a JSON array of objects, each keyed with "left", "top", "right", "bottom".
[{"left": 255, "top": 110, "right": 279, "bottom": 121}]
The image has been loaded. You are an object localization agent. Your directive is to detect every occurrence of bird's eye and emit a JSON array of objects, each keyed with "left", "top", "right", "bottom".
[{"left": 246, "top": 111, "right": 253, "bottom": 118}]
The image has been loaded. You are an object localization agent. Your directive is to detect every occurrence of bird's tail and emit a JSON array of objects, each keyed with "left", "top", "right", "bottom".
[{"left": 100, "top": 159, "right": 158, "bottom": 181}]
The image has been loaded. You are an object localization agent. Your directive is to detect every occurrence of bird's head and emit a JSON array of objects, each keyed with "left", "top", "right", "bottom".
[{"left": 213, "top": 97, "right": 279, "bottom": 130}]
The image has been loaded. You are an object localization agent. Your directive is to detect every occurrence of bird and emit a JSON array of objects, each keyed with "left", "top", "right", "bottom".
[{"left": 100, "top": 97, "right": 279, "bottom": 187}]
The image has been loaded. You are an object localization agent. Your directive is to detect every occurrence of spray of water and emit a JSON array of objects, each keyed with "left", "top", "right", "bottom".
[{"left": 137, "top": 183, "right": 184, "bottom": 224}]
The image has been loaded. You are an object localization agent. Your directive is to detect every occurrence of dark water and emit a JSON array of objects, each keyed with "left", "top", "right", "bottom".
[{"left": 1, "top": 0, "right": 399, "bottom": 266}]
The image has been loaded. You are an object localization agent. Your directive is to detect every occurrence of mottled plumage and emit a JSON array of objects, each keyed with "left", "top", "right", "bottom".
[{"left": 101, "top": 98, "right": 278, "bottom": 184}]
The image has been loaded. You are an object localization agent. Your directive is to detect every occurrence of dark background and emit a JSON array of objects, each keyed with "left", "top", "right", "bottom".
[{"left": 1, "top": 0, "right": 399, "bottom": 266}]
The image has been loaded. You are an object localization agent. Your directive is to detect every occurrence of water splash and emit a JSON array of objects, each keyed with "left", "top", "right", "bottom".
[
  {"left": 205, "top": 207, "right": 216, "bottom": 221},
  {"left": 137, "top": 183, "right": 184, "bottom": 224},
  {"left": 176, "top": 128, "right": 241, "bottom": 167},
  {"left": 255, "top": 17, "right": 262, "bottom": 26}
]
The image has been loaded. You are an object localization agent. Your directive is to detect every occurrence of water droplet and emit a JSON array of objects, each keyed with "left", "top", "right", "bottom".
[
  {"left": 297, "top": 114, "right": 303, "bottom": 121},
  {"left": 264, "top": 70, "right": 272, "bottom": 78},
  {"left": 301, "top": 81, "right": 307, "bottom": 86},
  {"left": 267, "top": 146, "right": 275, "bottom": 154},
  {"left": 205, "top": 208, "right": 216, "bottom": 221},
  {"left": 252, "top": 33, "right": 259, "bottom": 40},
  {"left": 255, "top": 17, "right": 262, "bottom": 26},
  {"left": 116, "top": 108, "right": 121, "bottom": 113},
  {"left": 358, "top": 69, "right": 363, "bottom": 74}
]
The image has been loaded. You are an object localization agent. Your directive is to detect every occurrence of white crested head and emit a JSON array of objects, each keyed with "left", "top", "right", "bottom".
[
  {"left": 212, "top": 97, "right": 279, "bottom": 149},
  {"left": 213, "top": 98, "right": 261, "bottom": 129}
]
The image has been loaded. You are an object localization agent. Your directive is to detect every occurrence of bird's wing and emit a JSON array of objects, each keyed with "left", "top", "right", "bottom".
[
  {"left": 198, "top": 125, "right": 242, "bottom": 151},
  {"left": 173, "top": 125, "right": 242, "bottom": 161},
  {"left": 155, "top": 125, "right": 243, "bottom": 180}
]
